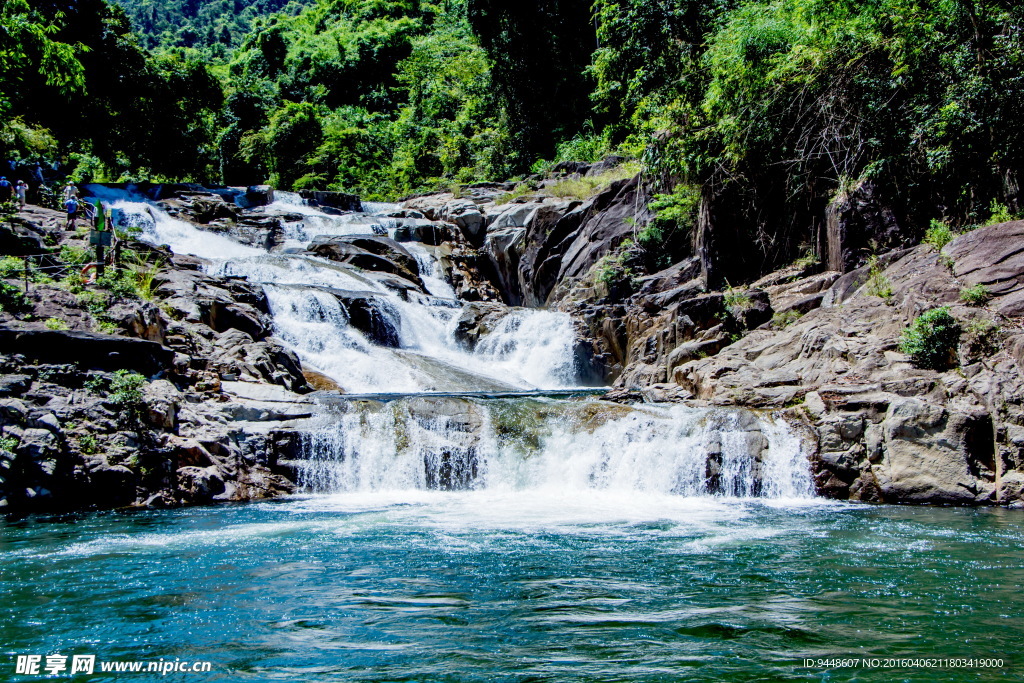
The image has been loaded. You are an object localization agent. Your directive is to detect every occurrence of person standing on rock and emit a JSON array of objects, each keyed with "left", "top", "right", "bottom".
[
  {"left": 15, "top": 180, "right": 28, "bottom": 209},
  {"left": 0, "top": 177, "right": 12, "bottom": 204},
  {"left": 63, "top": 181, "right": 78, "bottom": 202},
  {"left": 65, "top": 195, "right": 79, "bottom": 231}
]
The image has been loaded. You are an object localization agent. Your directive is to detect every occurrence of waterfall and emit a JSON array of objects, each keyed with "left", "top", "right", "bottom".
[
  {"left": 95, "top": 186, "right": 583, "bottom": 393},
  {"left": 85, "top": 184, "right": 815, "bottom": 501},
  {"left": 294, "top": 399, "right": 814, "bottom": 499}
]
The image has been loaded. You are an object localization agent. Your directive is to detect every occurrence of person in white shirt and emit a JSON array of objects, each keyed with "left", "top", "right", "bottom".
[
  {"left": 15, "top": 180, "right": 27, "bottom": 209},
  {"left": 63, "top": 182, "right": 78, "bottom": 201}
]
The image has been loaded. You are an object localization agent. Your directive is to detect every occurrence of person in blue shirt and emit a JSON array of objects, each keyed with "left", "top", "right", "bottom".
[
  {"left": 0, "top": 177, "right": 12, "bottom": 203},
  {"left": 65, "top": 196, "right": 79, "bottom": 230}
]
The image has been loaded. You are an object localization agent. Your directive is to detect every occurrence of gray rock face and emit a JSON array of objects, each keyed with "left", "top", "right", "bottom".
[
  {"left": 0, "top": 328, "right": 174, "bottom": 374},
  {"left": 484, "top": 228, "right": 527, "bottom": 306},
  {"left": 308, "top": 235, "right": 423, "bottom": 288},
  {"left": 442, "top": 200, "right": 486, "bottom": 247},
  {"left": 824, "top": 179, "right": 907, "bottom": 272},
  {"left": 949, "top": 220, "right": 1024, "bottom": 315}
]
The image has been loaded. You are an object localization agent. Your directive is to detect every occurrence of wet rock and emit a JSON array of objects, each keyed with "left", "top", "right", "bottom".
[
  {"left": 453, "top": 302, "right": 510, "bottom": 349},
  {"left": 331, "top": 290, "right": 402, "bottom": 348},
  {"left": 188, "top": 197, "right": 239, "bottom": 224},
  {"left": 299, "top": 190, "right": 361, "bottom": 213},
  {"left": 308, "top": 235, "right": 422, "bottom": 286},
  {"left": 178, "top": 465, "right": 226, "bottom": 502},
  {"left": 88, "top": 463, "right": 137, "bottom": 506}
]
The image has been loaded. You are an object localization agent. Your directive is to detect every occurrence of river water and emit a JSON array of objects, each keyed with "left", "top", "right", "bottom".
[
  {"left": 2, "top": 499, "right": 1021, "bottom": 681},
  {"left": 7, "top": 187, "right": 1016, "bottom": 680}
]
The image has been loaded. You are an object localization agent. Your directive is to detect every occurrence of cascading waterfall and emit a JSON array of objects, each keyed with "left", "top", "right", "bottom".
[
  {"left": 294, "top": 400, "right": 814, "bottom": 499},
  {"left": 87, "top": 184, "right": 815, "bottom": 500},
  {"left": 96, "top": 187, "right": 581, "bottom": 392}
]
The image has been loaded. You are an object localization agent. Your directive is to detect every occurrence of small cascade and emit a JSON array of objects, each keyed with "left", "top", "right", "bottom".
[
  {"left": 294, "top": 399, "right": 814, "bottom": 499},
  {"left": 404, "top": 242, "right": 457, "bottom": 299}
]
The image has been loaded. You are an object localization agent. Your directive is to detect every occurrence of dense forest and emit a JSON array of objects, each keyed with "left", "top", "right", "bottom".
[{"left": 2, "top": 0, "right": 1023, "bottom": 278}]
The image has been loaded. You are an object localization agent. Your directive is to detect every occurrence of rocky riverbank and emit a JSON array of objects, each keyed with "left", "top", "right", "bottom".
[{"left": 0, "top": 190, "right": 319, "bottom": 512}]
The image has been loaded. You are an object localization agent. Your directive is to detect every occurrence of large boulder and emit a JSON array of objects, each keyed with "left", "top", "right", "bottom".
[
  {"left": 442, "top": 199, "right": 486, "bottom": 247},
  {"left": 0, "top": 328, "right": 173, "bottom": 374},
  {"left": 824, "top": 179, "right": 906, "bottom": 272},
  {"left": 874, "top": 398, "right": 994, "bottom": 504},
  {"left": 329, "top": 289, "right": 402, "bottom": 348},
  {"left": 393, "top": 221, "right": 459, "bottom": 246},
  {"left": 299, "top": 190, "right": 361, "bottom": 213},
  {"left": 484, "top": 228, "right": 527, "bottom": 306},
  {"left": 308, "top": 235, "right": 422, "bottom": 286},
  {"left": 242, "top": 185, "right": 275, "bottom": 208}
]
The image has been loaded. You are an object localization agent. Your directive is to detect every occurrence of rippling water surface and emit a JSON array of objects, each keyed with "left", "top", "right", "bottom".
[{"left": 2, "top": 495, "right": 1022, "bottom": 681}]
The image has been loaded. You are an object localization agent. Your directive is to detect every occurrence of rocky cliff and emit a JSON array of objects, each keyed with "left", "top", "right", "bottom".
[{"left": 398, "top": 170, "right": 1024, "bottom": 507}]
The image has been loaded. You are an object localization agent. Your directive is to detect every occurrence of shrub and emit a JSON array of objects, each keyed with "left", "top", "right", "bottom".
[
  {"left": 923, "top": 220, "right": 955, "bottom": 251},
  {"left": 987, "top": 200, "right": 1014, "bottom": 225},
  {"left": 864, "top": 255, "right": 893, "bottom": 301},
  {"left": 544, "top": 162, "right": 639, "bottom": 200},
  {"left": 76, "top": 291, "right": 108, "bottom": 315},
  {"left": 0, "top": 281, "right": 31, "bottom": 314},
  {"left": 553, "top": 132, "right": 607, "bottom": 164},
  {"left": 595, "top": 242, "right": 636, "bottom": 291},
  {"left": 772, "top": 309, "right": 803, "bottom": 329},
  {"left": 959, "top": 284, "right": 991, "bottom": 306},
  {"left": 899, "top": 307, "right": 961, "bottom": 370},
  {"left": 963, "top": 318, "right": 1001, "bottom": 360},
  {"left": 44, "top": 317, "right": 70, "bottom": 331},
  {"left": 495, "top": 183, "right": 536, "bottom": 206},
  {"left": 96, "top": 269, "right": 139, "bottom": 299},
  {"left": 0, "top": 434, "right": 18, "bottom": 453},
  {"left": 59, "top": 244, "right": 92, "bottom": 266},
  {"left": 0, "top": 255, "right": 24, "bottom": 278},
  {"left": 110, "top": 370, "right": 148, "bottom": 425},
  {"left": 93, "top": 319, "right": 120, "bottom": 335},
  {"left": 639, "top": 182, "right": 700, "bottom": 268},
  {"left": 78, "top": 433, "right": 99, "bottom": 455},
  {"left": 724, "top": 285, "right": 752, "bottom": 315}
]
